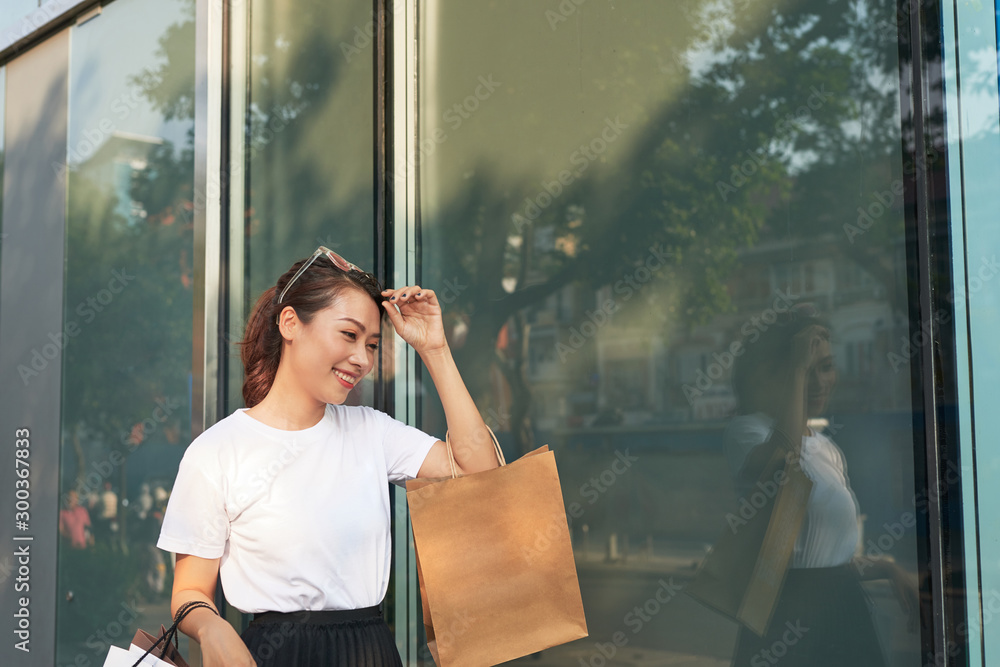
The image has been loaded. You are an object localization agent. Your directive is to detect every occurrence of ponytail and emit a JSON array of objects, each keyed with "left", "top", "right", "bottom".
[{"left": 240, "top": 286, "right": 284, "bottom": 408}]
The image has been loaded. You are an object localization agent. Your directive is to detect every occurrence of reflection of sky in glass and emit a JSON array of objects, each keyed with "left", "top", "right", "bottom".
[
  {"left": 0, "top": 1, "right": 42, "bottom": 40},
  {"left": 67, "top": 0, "right": 191, "bottom": 166}
]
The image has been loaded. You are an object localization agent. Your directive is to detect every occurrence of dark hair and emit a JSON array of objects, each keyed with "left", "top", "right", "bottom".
[
  {"left": 239, "top": 254, "right": 385, "bottom": 408},
  {"left": 730, "top": 303, "right": 831, "bottom": 411}
]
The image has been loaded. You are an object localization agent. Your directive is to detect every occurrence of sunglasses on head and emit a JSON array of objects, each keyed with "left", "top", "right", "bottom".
[{"left": 275, "top": 246, "right": 364, "bottom": 323}]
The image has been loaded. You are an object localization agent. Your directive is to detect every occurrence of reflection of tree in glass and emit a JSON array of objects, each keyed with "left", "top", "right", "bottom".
[
  {"left": 64, "top": 50, "right": 194, "bottom": 490},
  {"left": 414, "top": 0, "right": 912, "bottom": 452},
  {"left": 113, "top": 0, "right": 915, "bottom": 458},
  {"left": 57, "top": 3, "right": 195, "bottom": 653},
  {"left": 128, "top": 0, "right": 196, "bottom": 123}
]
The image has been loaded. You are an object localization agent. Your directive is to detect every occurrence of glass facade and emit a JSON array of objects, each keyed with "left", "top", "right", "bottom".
[
  {"left": 56, "top": 0, "right": 196, "bottom": 663},
  {"left": 0, "top": 1, "right": 42, "bottom": 41},
  {"left": 229, "top": 0, "right": 379, "bottom": 412},
  {"left": 943, "top": 0, "right": 1000, "bottom": 662},
  {"left": 242, "top": 0, "right": 376, "bottom": 303},
  {"left": 416, "top": 0, "right": 923, "bottom": 663},
  {"left": 0, "top": 0, "right": 996, "bottom": 665}
]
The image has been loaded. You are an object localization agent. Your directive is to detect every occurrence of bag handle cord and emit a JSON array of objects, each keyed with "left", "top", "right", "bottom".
[
  {"left": 444, "top": 424, "right": 507, "bottom": 478},
  {"left": 129, "top": 600, "right": 220, "bottom": 667}
]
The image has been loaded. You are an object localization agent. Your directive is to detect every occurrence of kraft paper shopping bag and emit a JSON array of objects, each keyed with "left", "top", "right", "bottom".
[
  {"left": 685, "top": 441, "right": 813, "bottom": 637},
  {"left": 406, "top": 428, "right": 588, "bottom": 666}
]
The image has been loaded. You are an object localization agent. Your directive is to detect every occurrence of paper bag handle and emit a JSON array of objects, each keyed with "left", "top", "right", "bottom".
[
  {"left": 444, "top": 424, "right": 506, "bottom": 478},
  {"left": 129, "top": 600, "right": 218, "bottom": 667}
]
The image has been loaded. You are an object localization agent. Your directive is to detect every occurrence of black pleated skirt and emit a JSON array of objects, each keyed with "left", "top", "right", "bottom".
[
  {"left": 241, "top": 603, "right": 403, "bottom": 667},
  {"left": 731, "top": 565, "right": 887, "bottom": 667}
]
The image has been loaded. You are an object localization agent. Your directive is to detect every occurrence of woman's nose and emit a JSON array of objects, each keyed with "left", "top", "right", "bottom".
[{"left": 350, "top": 342, "right": 369, "bottom": 366}]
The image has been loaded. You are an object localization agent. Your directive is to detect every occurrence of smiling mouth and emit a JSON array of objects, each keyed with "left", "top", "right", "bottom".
[{"left": 333, "top": 369, "right": 357, "bottom": 385}]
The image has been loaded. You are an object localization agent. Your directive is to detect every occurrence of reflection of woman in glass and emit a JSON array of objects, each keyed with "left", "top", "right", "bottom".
[
  {"left": 156, "top": 247, "right": 499, "bottom": 666},
  {"left": 725, "top": 305, "right": 915, "bottom": 666}
]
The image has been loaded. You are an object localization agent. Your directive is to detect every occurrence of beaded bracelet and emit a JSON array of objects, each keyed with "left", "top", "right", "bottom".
[{"left": 128, "top": 600, "right": 220, "bottom": 667}]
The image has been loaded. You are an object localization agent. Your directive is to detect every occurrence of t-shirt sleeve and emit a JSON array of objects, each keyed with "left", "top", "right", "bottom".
[
  {"left": 156, "top": 441, "right": 230, "bottom": 558},
  {"left": 373, "top": 408, "right": 440, "bottom": 487}
]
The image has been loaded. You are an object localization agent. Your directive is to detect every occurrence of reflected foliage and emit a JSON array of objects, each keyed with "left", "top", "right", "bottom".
[
  {"left": 414, "top": 0, "right": 913, "bottom": 450},
  {"left": 57, "top": 0, "right": 195, "bottom": 660}
]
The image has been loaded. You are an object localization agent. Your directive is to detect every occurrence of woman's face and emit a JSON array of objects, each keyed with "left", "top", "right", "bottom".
[
  {"left": 284, "top": 288, "right": 382, "bottom": 405},
  {"left": 806, "top": 336, "right": 837, "bottom": 416}
]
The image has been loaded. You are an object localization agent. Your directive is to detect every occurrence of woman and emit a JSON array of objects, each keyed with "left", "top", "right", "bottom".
[
  {"left": 725, "top": 305, "right": 916, "bottom": 666},
  {"left": 156, "top": 246, "right": 500, "bottom": 666}
]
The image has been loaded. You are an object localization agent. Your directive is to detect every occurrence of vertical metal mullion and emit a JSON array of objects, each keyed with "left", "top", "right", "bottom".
[
  {"left": 227, "top": 0, "right": 249, "bottom": 418},
  {"left": 192, "top": 0, "right": 225, "bottom": 650},
  {"left": 218, "top": 0, "right": 232, "bottom": 418},
  {"left": 192, "top": 0, "right": 224, "bottom": 435},
  {"left": 375, "top": 0, "right": 391, "bottom": 319},
  {"left": 390, "top": 0, "right": 420, "bottom": 662},
  {"left": 902, "top": 0, "right": 969, "bottom": 661},
  {"left": 376, "top": 0, "right": 394, "bottom": 420},
  {"left": 920, "top": 0, "right": 975, "bottom": 660},
  {"left": 375, "top": 0, "right": 403, "bottom": 653}
]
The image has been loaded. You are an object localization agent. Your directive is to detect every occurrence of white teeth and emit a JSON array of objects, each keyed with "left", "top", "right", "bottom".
[{"left": 334, "top": 370, "right": 356, "bottom": 385}]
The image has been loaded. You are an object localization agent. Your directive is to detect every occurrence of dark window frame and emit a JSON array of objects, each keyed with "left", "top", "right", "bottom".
[{"left": 898, "top": 0, "right": 971, "bottom": 661}]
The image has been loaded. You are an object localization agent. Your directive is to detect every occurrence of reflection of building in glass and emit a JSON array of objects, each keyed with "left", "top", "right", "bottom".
[
  {"left": 83, "top": 131, "right": 164, "bottom": 225},
  {"left": 522, "top": 234, "right": 909, "bottom": 428}
]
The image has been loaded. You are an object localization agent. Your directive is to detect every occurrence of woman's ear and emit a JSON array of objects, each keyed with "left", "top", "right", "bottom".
[{"left": 276, "top": 306, "right": 300, "bottom": 339}]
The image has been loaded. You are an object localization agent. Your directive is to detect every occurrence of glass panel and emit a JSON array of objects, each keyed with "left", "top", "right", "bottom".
[
  {"left": 235, "top": 0, "right": 384, "bottom": 624},
  {"left": 57, "top": 0, "right": 195, "bottom": 662},
  {"left": 943, "top": 0, "right": 1000, "bottom": 661},
  {"left": 243, "top": 0, "right": 375, "bottom": 325},
  {"left": 418, "top": 1, "right": 925, "bottom": 665},
  {"left": 0, "top": 1, "right": 42, "bottom": 39},
  {"left": 234, "top": 0, "right": 377, "bottom": 429}
]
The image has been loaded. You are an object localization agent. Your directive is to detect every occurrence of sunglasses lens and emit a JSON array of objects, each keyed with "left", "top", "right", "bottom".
[{"left": 325, "top": 251, "right": 352, "bottom": 272}]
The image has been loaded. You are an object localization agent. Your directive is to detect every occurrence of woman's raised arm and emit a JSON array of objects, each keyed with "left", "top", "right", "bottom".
[{"left": 380, "top": 285, "right": 499, "bottom": 476}]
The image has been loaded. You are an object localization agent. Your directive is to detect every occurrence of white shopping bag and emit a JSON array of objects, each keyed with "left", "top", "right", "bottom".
[
  {"left": 102, "top": 626, "right": 189, "bottom": 667},
  {"left": 102, "top": 644, "right": 174, "bottom": 667}
]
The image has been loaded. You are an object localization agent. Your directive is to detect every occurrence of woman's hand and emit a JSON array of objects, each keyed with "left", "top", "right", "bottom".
[
  {"left": 197, "top": 616, "right": 258, "bottom": 667},
  {"left": 789, "top": 324, "right": 829, "bottom": 375},
  {"left": 885, "top": 559, "right": 920, "bottom": 633},
  {"left": 380, "top": 285, "right": 448, "bottom": 356},
  {"left": 853, "top": 554, "right": 920, "bottom": 633}
]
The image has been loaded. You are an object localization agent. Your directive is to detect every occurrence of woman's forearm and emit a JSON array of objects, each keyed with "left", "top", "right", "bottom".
[
  {"left": 171, "top": 589, "right": 228, "bottom": 643},
  {"left": 419, "top": 345, "right": 499, "bottom": 474},
  {"left": 773, "top": 367, "right": 809, "bottom": 446}
]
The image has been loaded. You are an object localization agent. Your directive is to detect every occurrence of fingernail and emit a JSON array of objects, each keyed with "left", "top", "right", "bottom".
[
  {"left": 391, "top": 296, "right": 396, "bottom": 300},
  {"left": 417, "top": 292, "right": 422, "bottom": 296},
  {"left": 402, "top": 293, "right": 407, "bottom": 297}
]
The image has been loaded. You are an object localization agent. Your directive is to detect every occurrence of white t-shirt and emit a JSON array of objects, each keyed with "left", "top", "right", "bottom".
[
  {"left": 724, "top": 413, "right": 860, "bottom": 569},
  {"left": 156, "top": 403, "right": 439, "bottom": 613}
]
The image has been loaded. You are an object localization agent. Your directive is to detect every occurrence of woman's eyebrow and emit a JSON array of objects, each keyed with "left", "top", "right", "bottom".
[{"left": 338, "top": 317, "right": 381, "bottom": 337}]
